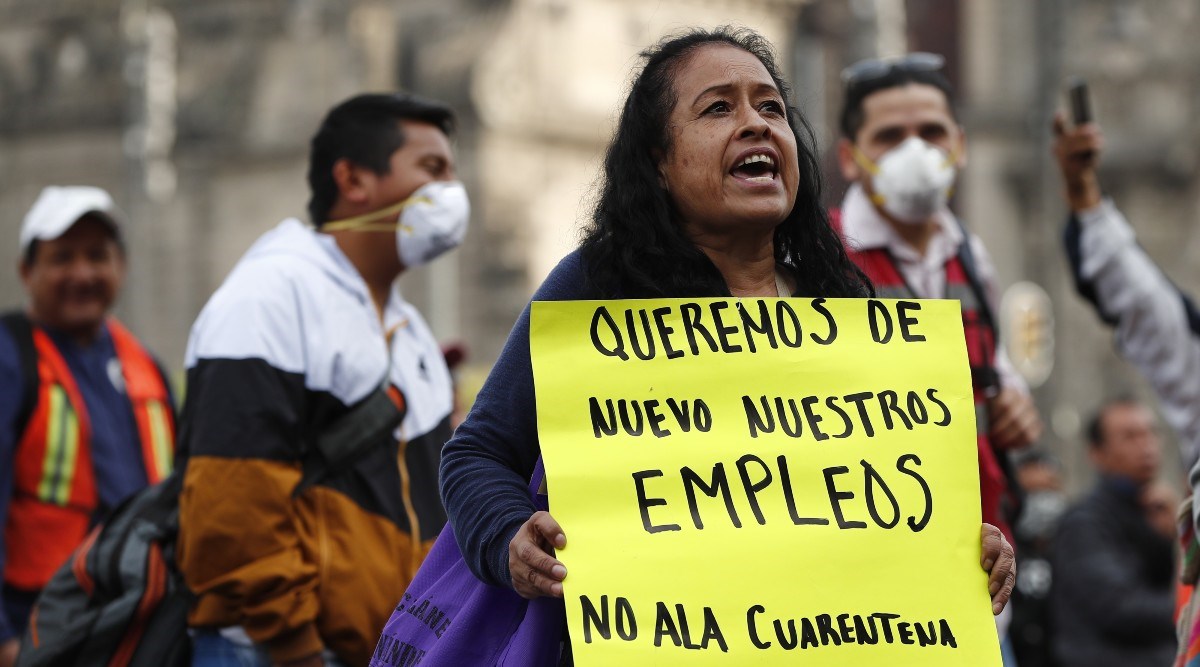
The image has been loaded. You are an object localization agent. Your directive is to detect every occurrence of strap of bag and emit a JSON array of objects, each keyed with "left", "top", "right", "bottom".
[
  {"left": 954, "top": 222, "right": 1028, "bottom": 524},
  {"left": 529, "top": 458, "right": 545, "bottom": 496},
  {"left": 293, "top": 383, "right": 406, "bottom": 496},
  {"left": 1, "top": 311, "right": 40, "bottom": 437},
  {"left": 953, "top": 223, "right": 1001, "bottom": 390}
]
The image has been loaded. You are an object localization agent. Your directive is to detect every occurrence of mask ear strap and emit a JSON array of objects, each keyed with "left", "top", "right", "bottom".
[
  {"left": 941, "top": 145, "right": 960, "bottom": 170},
  {"left": 851, "top": 145, "right": 887, "bottom": 206},
  {"left": 850, "top": 145, "right": 881, "bottom": 177},
  {"left": 322, "top": 195, "right": 433, "bottom": 231}
]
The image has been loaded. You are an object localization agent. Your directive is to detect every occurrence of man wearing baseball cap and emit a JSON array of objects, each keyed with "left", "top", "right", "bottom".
[{"left": 0, "top": 186, "right": 175, "bottom": 666}]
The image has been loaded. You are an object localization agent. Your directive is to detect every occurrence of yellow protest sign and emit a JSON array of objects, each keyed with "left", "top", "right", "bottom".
[{"left": 529, "top": 297, "right": 1000, "bottom": 666}]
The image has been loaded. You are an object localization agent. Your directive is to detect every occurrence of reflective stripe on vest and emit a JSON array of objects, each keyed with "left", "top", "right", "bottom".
[
  {"left": 19, "top": 328, "right": 95, "bottom": 510},
  {"left": 108, "top": 319, "right": 174, "bottom": 484},
  {"left": 5, "top": 318, "right": 174, "bottom": 590},
  {"left": 37, "top": 385, "right": 82, "bottom": 505}
]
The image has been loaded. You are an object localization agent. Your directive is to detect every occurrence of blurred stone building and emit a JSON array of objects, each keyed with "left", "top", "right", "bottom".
[{"left": 1, "top": 0, "right": 1197, "bottom": 488}]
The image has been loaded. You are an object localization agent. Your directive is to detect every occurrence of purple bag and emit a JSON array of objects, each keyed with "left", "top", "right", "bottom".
[{"left": 370, "top": 459, "right": 565, "bottom": 666}]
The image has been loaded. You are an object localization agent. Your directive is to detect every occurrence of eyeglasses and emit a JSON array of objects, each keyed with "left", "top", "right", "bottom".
[{"left": 840, "top": 52, "right": 945, "bottom": 86}]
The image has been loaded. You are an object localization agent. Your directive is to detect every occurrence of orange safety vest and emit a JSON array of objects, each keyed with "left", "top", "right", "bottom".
[{"left": 5, "top": 318, "right": 175, "bottom": 591}]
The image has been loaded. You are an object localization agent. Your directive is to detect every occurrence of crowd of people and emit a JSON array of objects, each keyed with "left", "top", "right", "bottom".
[{"left": 0, "top": 24, "right": 1193, "bottom": 667}]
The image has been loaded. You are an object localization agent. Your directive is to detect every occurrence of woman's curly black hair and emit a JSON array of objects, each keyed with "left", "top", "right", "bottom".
[{"left": 579, "top": 26, "right": 871, "bottom": 299}]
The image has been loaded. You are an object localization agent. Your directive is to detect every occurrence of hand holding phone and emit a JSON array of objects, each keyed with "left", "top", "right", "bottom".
[
  {"left": 1067, "top": 76, "right": 1092, "bottom": 126},
  {"left": 1052, "top": 77, "right": 1103, "bottom": 210}
]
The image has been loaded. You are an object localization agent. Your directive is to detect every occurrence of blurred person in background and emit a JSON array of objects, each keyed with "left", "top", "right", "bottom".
[
  {"left": 0, "top": 186, "right": 176, "bottom": 667},
  {"left": 177, "top": 93, "right": 462, "bottom": 667},
  {"left": 832, "top": 52, "right": 1044, "bottom": 656},
  {"left": 1050, "top": 398, "right": 1177, "bottom": 666},
  {"left": 1008, "top": 450, "right": 1067, "bottom": 667},
  {"left": 1054, "top": 111, "right": 1200, "bottom": 667}
]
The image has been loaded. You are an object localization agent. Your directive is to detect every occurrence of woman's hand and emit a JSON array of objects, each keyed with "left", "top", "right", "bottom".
[
  {"left": 509, "top": 511, "right": 568, "bottom": 599},
  {"left": 981, "top": 523, "right": 1016, "bottom": 615}
]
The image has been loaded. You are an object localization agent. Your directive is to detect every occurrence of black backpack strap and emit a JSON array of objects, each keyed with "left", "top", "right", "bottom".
[
  {"left": 1, "top": 311, "right": 40, "bottom": 437},
  {"left": 1182, "top": 290, "right": 1200, "bottom": 339},
  {"left": 953, "top": 223, "right": 1001, "bottom": 391},
  {"left": 953, "top": 223, "right": 997, "bottom": 338},
  {"left": 954, "top": 223, "right": 1027, "bottom": 523},
  {"left": 293, "top": 383, "right": 407, "bottom": 497}
]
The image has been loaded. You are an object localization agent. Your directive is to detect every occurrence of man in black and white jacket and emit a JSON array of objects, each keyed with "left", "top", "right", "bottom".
[{"left": 178, "top": 93, "right": 467, "bottom": 667}]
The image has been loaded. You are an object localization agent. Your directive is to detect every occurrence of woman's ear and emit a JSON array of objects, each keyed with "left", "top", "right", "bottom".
[{"left": 652, "top": 150, "right": 668, "bottom": 191}]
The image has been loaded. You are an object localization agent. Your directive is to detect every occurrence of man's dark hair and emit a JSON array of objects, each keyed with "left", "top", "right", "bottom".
[
  {"left": 306, "top": 93, "right": 455, "bottom": 226},
  {"left": 1086, "top": 395, "right": 1140, "bottom": 449},
  {"left": 579, "top": 26, "right": 871, "bottom": 299},
  {"left": 838, "top": 67, "right": 957, "bottom": 140}
]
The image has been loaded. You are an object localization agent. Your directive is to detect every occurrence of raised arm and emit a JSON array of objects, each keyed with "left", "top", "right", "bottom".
[{"left": 1054, "top": 113, "right": 1200, "bottom": 463}]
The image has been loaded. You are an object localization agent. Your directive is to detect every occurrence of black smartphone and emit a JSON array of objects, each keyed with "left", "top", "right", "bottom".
[{"left": 1067, "top": 77, "right": 1092, "bottom": 125}]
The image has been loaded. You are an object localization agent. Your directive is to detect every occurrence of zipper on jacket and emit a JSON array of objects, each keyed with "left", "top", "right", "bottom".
[
  {"left": 384, "top": 315, "right": 422, "bottom": 571},
  {"left": 316, "top": 486, "right": 330, "bottom": 586},
  {"left": 396, "top": 436, "right": 422, "bottom": 573}
]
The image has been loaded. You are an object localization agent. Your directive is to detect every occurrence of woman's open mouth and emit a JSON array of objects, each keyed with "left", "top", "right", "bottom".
[{"left": 730, "top": 151, "right": 779, "bottom": 184}]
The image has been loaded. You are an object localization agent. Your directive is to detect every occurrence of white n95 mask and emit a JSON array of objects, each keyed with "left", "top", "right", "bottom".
[
  {"left": 854, "top": 137, "right": 957, "bottom": 224},
  {"left": 322, "top": 180, "right": 470, "bottom": 268}
]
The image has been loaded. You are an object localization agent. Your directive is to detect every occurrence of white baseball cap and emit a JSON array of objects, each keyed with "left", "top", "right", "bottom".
[{"left": 19, "top": 186, "right": 123, "bottom": 257}]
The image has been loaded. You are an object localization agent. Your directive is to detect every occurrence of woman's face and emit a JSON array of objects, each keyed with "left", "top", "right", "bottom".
[{"left": 658, "top": 44, "right": 800, "bottom": 240}]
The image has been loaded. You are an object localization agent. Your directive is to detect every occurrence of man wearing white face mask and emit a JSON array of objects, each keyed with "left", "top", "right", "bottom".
[
  {"left": 177, "top": 93, "right": 466, "bottom": 667},
  {"left": 832, "top": 54, "right": 1042, "bottom": 654}
]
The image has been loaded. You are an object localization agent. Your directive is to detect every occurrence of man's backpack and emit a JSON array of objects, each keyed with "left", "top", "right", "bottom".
[{"left": 14, "top": 381, "right": 405, "bottom": 667}]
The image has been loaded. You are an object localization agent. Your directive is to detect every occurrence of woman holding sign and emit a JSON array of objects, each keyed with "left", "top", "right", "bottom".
[{"left": 377, "top": 27, "right": 1016, "bottom": 665}]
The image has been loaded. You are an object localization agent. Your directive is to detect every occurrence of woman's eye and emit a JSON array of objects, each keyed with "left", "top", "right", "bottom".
[
  {"left": 761, "top": 100, "right": 784, "bottom": 114},
  {"left": 704, "top": 101, "right": 730, "bottom": 114}
]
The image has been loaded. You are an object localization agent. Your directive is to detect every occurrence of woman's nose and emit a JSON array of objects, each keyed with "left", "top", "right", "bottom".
[{"left": 738, "top": 109, "right": 771, "bottom": 139}]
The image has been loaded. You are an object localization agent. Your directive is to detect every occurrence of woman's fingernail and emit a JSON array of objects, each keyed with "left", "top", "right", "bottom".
[
  {"left": 989, "top": 581, "right": 1000, "bottom": 595},
  {"left": 552, "top": 565, "right": 567, "bottom": 579},
  {"left": 982, "top": 558, "right": 994, "bottom": 570},
  {"left": 993, "top": 602, "right": 1002, "bottom": 615}
]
